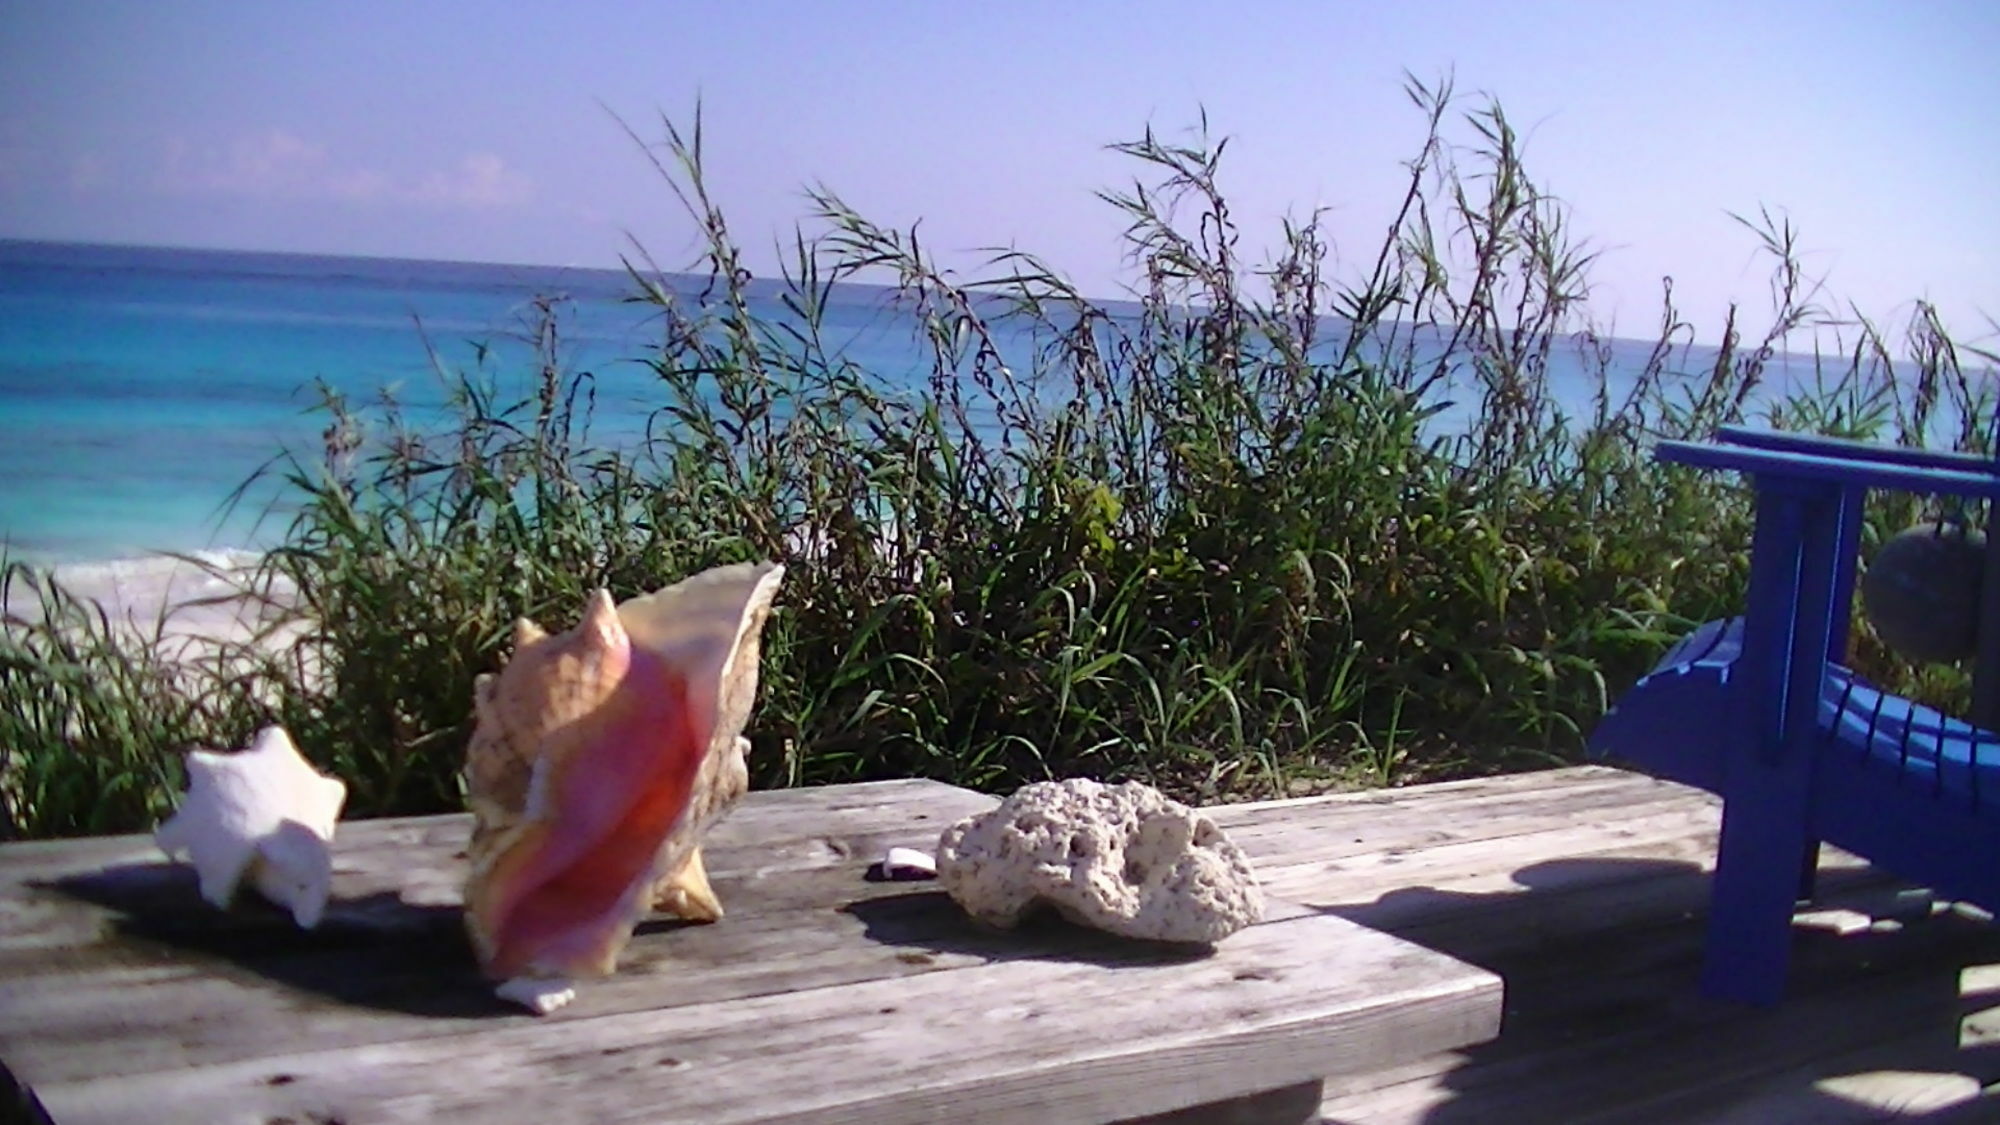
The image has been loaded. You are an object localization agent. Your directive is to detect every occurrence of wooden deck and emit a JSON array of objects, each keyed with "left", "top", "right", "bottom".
[
  {"left": 1200, "top": 766, "right": 2000, "bottom": 1123},
  {"left": 3, "top": 764, "right": 1997, "bottom": 1122}
]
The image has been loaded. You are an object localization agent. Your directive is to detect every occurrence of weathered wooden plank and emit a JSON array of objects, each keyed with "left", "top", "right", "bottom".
[
  {"left": 1, "top": 871, "right": 947, "bottom": 1082},
  {"left": 1289, "top": 827, "right": 1889, "bottom": 964},
  {"left": 1210, "top": 770, "right": 1898, "bottom": 960},
  {"left": 10, "top": 866, "right": 1334, "bottom": 1085},
  {"left": 1207, "top": 771, "right": 1678, "bottom": 886},
  {"left": 36, "top": 909, "right": 1501, "bottom": 1125},
  {"left": 0, "top": 778, "right": 990, "bottom": 883},
  {"left": 0, "top": 785, "right": 998, "bottom": 1082},
  {"left": 695, "top": 777, "right": 999, "bottom": 854},
  {"left": 1252, "top": 800, "right": 1731, "bottom": 904},
  {"left": 1591, "top": 921, "right": 2000, "bottom": 1125},
  {"left": 1121, "top": 1079, "right": 1322, "bottom": 1125},
  {"left": 0, "top": 778, "right": 995, "bottom": 956},
  {"left": 1222, "top": 764, "right": 1646, "bottom": 818},
  {"left": 1315, "top": 895, "right": 2000, "bottom": 1123},
  {"left": 1215, "top": 766, "right": 1679, "bottom": 846},
  {"left": 1214, "top": 769, "right": 1717, "bottom": 879},
  {"left": 1668, "top": 1039, "right": 1988, "bottom": 1123}
]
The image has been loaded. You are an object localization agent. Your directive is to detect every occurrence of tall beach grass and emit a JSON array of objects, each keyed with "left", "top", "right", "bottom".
[{"left": 4, "top": 75, "right": 1994, "bottom": 838}]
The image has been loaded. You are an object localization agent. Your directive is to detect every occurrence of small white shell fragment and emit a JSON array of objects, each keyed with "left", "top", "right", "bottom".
[
  {"left": 496, "top": 976, "right": 578, "bottom": 1016},
  {"left": 154, "top": 726, "right": 348, "bottom": 929},
  {"left": 880, "top": 846, "right": 938, "bottom": 879}
]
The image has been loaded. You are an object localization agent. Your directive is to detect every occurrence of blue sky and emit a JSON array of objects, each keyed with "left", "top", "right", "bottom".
[{"left": 2, "top": 1, "right": 1994, "bottom": 348}]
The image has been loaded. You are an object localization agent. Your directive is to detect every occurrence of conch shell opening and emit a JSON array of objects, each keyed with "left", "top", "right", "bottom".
[{"left": 461, "top": 562, "right": 783, "bottom": 992}]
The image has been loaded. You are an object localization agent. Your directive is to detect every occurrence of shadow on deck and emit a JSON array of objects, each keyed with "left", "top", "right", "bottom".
[{"left": 1202, "top": 766, "right": 2000, "bottom": 1124}]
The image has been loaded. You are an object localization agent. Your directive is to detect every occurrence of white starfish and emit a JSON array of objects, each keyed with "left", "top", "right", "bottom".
[{"left": 155, "top": 726, "right": 348, "bottom": 928}]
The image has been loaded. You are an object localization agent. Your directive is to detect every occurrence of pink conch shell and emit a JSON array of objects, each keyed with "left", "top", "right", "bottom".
[{"left": 461, "top": 562, "right": 784, "bottom": 985}]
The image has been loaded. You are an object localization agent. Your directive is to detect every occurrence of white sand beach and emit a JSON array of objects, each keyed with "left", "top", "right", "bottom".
[{"left": 3, "top": 550, "right": 313, "bottom": 676}]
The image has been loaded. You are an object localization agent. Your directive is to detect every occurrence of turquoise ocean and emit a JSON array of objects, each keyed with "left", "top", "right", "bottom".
[
  {"left": 2, "top": 238, "right": 1774, "bottom": 570},
  {"left": 0, "top": 239, "right": 949, "bottom": 566}
]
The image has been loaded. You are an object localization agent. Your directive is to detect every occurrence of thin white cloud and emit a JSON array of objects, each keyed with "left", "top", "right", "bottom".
[
  {"left": 154, "top": 129, "right": 533, "bottom": 210},
  {"left": 327, "top": 167, "right": 392, "bottom": 202},
  {"left": 229, "top": 129, "right": 326, "bottom": 190},
  {"left": 158, "top": 129, "right": 326, "bottom": 194},
  {"left": 410, "top": 152, "right": 532, "bottom": 208}
]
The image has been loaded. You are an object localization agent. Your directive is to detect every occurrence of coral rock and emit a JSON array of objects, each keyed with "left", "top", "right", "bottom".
[
  {"left": 155, "top": 726, "right": 348, "bottom": 929},
  {"left": 935, "top": 778, "right": 1263, "bottom": 944},
  {"left": 461, "top": 562, "right": 783, "bottom": 1005}
]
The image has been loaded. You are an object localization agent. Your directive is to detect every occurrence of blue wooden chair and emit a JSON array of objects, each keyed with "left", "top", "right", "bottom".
[{"left": 1588, "top": 424, "right": 2000, "bottom": 1004}]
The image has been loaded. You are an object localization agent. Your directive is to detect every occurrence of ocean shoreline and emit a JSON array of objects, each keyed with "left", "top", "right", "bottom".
[{"left": 3, "top": 548, "right": 310, "bottom": 677}]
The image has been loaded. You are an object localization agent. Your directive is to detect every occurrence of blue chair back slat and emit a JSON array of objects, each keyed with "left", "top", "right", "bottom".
[
  {"left": 1826, "top": 486, "right": 1865, "bottom": 664},
  {"left": 1659, "top": 440, "right": 2000, "bottom": 499},
  {"left": 1717, "top": 425, "right": 2000, "bottom": 473}
]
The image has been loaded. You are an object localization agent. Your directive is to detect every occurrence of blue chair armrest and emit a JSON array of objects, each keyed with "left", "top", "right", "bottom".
[
  {"left": 1716, "top": 426, "right": 1999, "bottom": 474},
  {"left": 1658, "top": 439, "right": 2000, "bottom": 500}
]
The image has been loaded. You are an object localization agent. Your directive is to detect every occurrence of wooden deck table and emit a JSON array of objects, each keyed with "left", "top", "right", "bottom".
[{"left": 0, "top": 779, "right": 1502, "bottom": 1124}]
